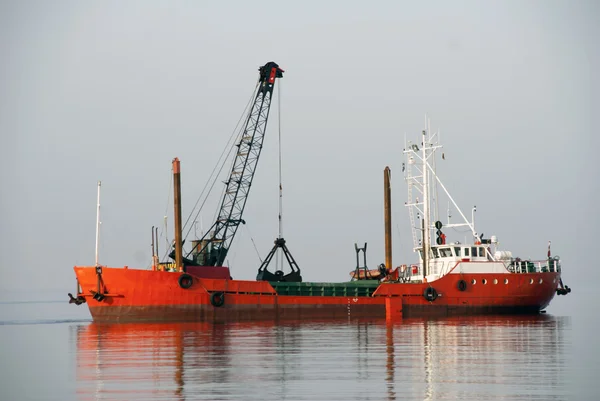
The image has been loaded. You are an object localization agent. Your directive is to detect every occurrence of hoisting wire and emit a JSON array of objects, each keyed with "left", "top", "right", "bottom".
[
  {"left": 276, "top": 80, "right": 284, "bottom": 271},
  {"left": 181, "top": 80, "right": 261, "bottom": 241},
  {"left": 244, "top": 223, "right": 263, "bottom": 263},
  {"left": 183, "top": 80, "right": 259, "bottom": 233}
]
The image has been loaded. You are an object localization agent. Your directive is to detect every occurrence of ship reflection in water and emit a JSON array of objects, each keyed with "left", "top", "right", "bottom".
[{"left": 73, "top": 315, "right": 570, "bottom": 400}]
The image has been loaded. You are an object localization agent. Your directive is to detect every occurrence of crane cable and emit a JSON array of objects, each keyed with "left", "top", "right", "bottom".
[
  {"left": 153, "top": 169, "right": 173, "bottom": 263},
  {"left": 181, "top": 80, "right": 260, "bottom": 240},
  {"left": 244, "top": 81, "right": 284, "bottom": 267},
  {"left": 276, "top": 80, "right": 284, "bottom": 271},
  {"left": 204, "top": 80, "right": 261, "bottom": 232},
  {"left": 160, "top": 172, "right": 173, "bottom": 261},
  {"left": 244, "top": 223, "right": 263, "bottom": 263},
  {"left": 158, "top": 80, "right": 259, "bottom": 263}
]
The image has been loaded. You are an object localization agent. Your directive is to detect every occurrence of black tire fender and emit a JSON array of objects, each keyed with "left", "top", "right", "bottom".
[
  {"left": 457, "top": 279, "right": 467, "bottom": 292},
  {"left": 178, "top": 273, "right": 193, "bottom": 289},
  {"left": 423, "top": 286, "right": 438, "bottom": 302},
  {"left": 210, "top": 291, "right": 225, "bottom": 307}
]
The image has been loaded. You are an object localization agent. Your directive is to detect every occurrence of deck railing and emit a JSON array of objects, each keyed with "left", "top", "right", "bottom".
[{"left": 508, "top": 259, "right": 561, "bottom": 274}]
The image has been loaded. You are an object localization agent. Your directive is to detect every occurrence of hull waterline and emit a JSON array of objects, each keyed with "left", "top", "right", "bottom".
[{"left": 74, "top": 266, "right": 560, "bottom": 323}]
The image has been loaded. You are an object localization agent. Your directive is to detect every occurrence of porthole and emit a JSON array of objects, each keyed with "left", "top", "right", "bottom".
[
  {"left": 504, "top": 278, "right": 509, "bottom": 284},
  {"left": 482, "top": 279, "right": 487, "bottom": 285},
  {"left": 529, "top": 278, "right": 534, "bottom": 284},
  {"left": 471, "top": 279, "right": 477, "bottom": 285},
  {"left": 539, "top": 278, "right": 543, "bottom": 284}
]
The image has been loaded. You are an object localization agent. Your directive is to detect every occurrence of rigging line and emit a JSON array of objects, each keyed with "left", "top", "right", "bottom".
[
  {"left": 278, "top": 79, "right": 283, "bottom": 240},
  {"left": 395, "top": 222, "right": 403, "bottom": 245},
  {"left": 210, "top": 169, "right": 227, "bottom": 228},
  {"left": 427, "top": 120, "right": 439, "bottom": 224},
  {"left": 244, "top": 223, "right": 263, "bottom": 263},
  {"left": 183, "top": 80, "right": 259, "bottom": 232},
  {"left": 164, "top": 166, "right": 173, "bottom": 228},
  {"left": 181, "top": 81, "right": 260, "bottom": 241},
  {"left": 389, "top": 171, "right": 404, "bottom": 251},
  {"left": 161, "top": 215, "right": 171, "bottom": 263},
  {"left": 432, "top": 129, "right": 440, "bottom": 224},
  {"left": 157, "top": 217, "right": 166, "bottom": 263},
  {"left": 277, "top": 79, "right": 284, "bottom": 270},
  {"left": 183, "top": 106, "right": 244, "bottom": 242},
  {"left": 182, "top": 80, "right": 260, "bottom": 233},
  {"left": 183, "top": 154, "right": 226, "bottom": 242},
  {"left": 160, "top": 168, "right": 173, "bottom": 262}
]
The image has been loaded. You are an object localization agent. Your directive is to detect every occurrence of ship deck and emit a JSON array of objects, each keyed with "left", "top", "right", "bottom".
[{"left": 270, "top": 281, "right": 380, "bottom": 297}]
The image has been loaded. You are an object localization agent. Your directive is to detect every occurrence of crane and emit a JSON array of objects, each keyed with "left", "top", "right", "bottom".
[{"left": 183, "top": 62, "right": 284, "bottom": 267}]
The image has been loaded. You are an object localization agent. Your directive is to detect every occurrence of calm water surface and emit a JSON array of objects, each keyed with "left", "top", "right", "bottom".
[{"left": 0, "top": 300, "right": 579, "bottom": 400}]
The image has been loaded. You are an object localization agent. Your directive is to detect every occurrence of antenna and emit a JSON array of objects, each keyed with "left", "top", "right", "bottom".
[{"left": 472, "top": 205, "right": 477, "bottom": 238}]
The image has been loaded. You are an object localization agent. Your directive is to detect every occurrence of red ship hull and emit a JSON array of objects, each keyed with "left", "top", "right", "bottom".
[{"left": 73, "top": 265, "right": 560, "bottom": 323}]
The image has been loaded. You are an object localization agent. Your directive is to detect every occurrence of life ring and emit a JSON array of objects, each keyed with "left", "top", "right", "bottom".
[
  {"left": 423, "top": 287, "right": 438, "bottom": 302},
  {"left": 457, "top": 279, "right": 467, "bottom": 292},
  {"left": 210, "top": 291, "right": 225, "bottom": 307},
  {"left": 178, "top": 273, "right": 193, "bottom": 289}
]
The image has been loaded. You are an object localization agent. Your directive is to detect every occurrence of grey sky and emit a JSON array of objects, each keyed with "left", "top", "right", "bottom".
[{"left": 1, "top": 1, "right": 598, "bottom": 309}]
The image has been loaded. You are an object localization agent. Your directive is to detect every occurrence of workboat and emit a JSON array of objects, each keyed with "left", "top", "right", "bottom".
[{"left": 69, "top": 62, "right": 570, "bottom": 322}]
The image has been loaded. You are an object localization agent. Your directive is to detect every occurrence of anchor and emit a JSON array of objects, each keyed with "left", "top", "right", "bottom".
[
  {"left": 556, "top": 278, "right": 571, "bottom": 296},
  {"left": 67, "top": 293, "right": 86, "bottom": 305}
]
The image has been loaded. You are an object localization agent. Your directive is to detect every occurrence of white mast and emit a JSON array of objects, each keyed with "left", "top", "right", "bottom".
[
  {"left": 422, "top": 128, "right": 430, "bottom": 276},
  {"left": 404, "top": 118, "right": 484, "bottom": 274},
  {"left": 95, "top": 181, "right": 101, "bottom": 267}
]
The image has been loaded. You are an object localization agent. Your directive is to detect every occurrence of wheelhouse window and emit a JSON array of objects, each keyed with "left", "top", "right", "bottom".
[
  {"left": 478, "top": 247, "right": 485, "bottom": 257},
  {"left": 439, "top": 248, "right": 452, "bottom": 258},
  {"left": 464, "top": 248, "right": 469, "bottom": 257},
  {"left": 471, "top": 247, "right": 477, "bottom": 258},
  {"left": 432, "top": 247, "right": 439, "bottom": 258},
  {"left": 454, "top": 247, "right": 461, "bottom": 257}
]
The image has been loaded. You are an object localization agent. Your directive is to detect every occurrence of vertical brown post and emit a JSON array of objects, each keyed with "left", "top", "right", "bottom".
[
  {"left": 384, "top": 166, "right": 392, "bottom": 271},
  {"left": 155, "top": 227, "right": 160, "bottom": 271},
  {"left": 151, "top": 226, "right": 156, "bottom": 271},
  {"left": 173, "top": 158, "right": 183, "bottom": 272}
]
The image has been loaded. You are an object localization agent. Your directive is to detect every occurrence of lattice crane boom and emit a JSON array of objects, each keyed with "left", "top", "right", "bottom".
[{"left": 188, "top": 62, "right": 284, "bottom": 267}]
